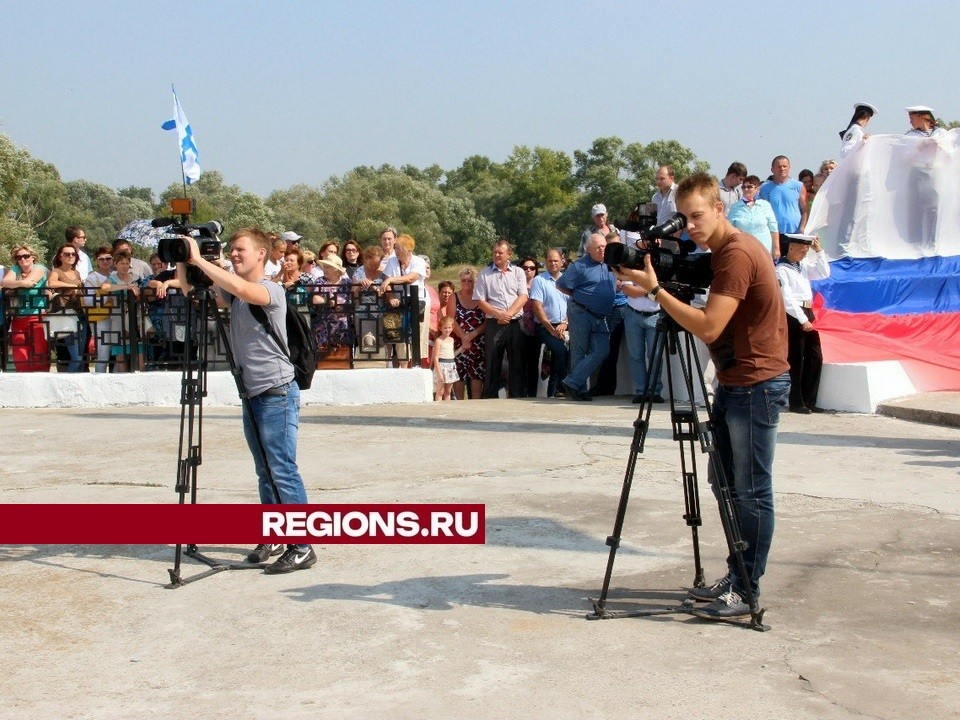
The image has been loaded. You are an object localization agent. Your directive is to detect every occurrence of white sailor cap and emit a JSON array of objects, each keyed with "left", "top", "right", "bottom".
[
  {"left": 854, "top": 102, "right": 878, "bottom": 115},
  {"left": 905, "top": 105, "right": 935, "bottom": 115}
]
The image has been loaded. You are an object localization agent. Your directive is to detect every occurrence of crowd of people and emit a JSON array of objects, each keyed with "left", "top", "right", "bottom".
[{"left": 1, "top": 103, "right": 945, "bottom": 413}]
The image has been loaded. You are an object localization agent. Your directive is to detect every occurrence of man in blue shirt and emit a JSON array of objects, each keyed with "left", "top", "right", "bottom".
[
  {"left": 758, "top": 156, "right": 807, "bottom": 257},
  {"left": 529, "top": 248, "right": 569, "bottom": 398},
  {"left": 556, "top": 233, "right": 616, "bottom": 401}
]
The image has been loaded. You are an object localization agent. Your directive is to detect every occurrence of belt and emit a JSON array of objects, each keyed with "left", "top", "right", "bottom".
[
  {"left": 800, "top": 301, "right": 812, "bottom": 309},
  {"left": 570, "top": 299, "right": 607, "bottom": 319},
  {"left": 258, "top": 384, "right": 290, "bottom": 397},
  {"left": 631, "top": 308, "right": 659, "bottom": 317}
]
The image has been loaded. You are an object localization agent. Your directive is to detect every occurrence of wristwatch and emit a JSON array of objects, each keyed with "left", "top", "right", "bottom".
[{"left": 649, "top": 285, "right": 662, "bottom": 298}]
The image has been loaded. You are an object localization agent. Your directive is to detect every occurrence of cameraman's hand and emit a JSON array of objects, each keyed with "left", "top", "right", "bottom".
[
  {"left": 614, "top": 254, "right": 658, "bottom": 294},
  {"left": 179, "top": 236, "right": 201, "bottom": 264}
]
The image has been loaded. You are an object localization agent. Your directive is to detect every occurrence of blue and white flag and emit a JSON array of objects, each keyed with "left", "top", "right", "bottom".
[{"left": 161, "top": 85, "right": 201, "bottom": 184}]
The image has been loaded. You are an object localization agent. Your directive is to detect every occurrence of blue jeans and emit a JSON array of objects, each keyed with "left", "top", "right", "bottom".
[
  {"left": 563, "top": 301, "right": 609, "bottom": 394},
  {"left": 708, "top": 372, "right": 790, "bottom": 598},
  {"left": 242, "top": 380, "right": 309, "bottom": 505},
  {"left": 535, "top": 323, "right": 569, "bottom": 397},
  {"left": 622, "top": 308, "right": 662, "bottom": 396}
]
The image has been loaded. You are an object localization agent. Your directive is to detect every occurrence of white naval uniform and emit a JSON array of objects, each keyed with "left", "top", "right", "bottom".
[
  {"left": 840, "top": 123, "right": 865, "bottom": 160},
  {"left": 775, "top": 249, "right": 830, "bottom": 323}
]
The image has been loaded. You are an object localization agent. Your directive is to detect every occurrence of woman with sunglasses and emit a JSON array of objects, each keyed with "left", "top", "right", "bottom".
[
  {"left": 47, "top": 244, "right": 85, "bottom": 371},
  {"left": 339, "top": 240, "right": 362, "bottom": 279},
  {"left": 1, "top": 244, "right": 50, "bottom": 372}
]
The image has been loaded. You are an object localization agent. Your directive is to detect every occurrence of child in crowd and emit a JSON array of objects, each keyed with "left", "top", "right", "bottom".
[{"left": 432, "top": 315, "right": 459, "bottom": 401}]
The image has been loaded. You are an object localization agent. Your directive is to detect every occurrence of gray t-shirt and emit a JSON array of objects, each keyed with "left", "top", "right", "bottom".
[{"left": 220, "top": 280, "right": 293, "bottom": 397}]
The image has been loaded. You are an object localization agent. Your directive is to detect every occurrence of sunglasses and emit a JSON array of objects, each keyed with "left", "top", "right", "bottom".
[
  {"left": 97, "top": 257, "right": 112, "bottom": 262},
  {"left": 15, "top": 253, "right": 33, "bottom": 260},
  {"left": 61, "top": 251, "right": 77, "bottom": 257},
  {"left": 522, "top": 265, "right": 537, "bottom": 271}
]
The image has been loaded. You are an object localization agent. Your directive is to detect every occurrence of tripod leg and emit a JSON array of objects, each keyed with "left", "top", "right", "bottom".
[
  {"left": 588, "top": 323, "right": 669, "bottom": 618},
  {"left": 660, "top": 325, "right": 707, "bottom": 589}
]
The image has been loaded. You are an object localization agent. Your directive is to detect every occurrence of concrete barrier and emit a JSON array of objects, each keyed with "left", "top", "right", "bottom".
[
  {"left": 0, "top": 361, "right": 928, "bottom": 413},
  {"left": 0, "top": 368, "right": 434, "bottom": 408},
  {"left": 817, "top": 360, "right": 918, "bottom": 413}
]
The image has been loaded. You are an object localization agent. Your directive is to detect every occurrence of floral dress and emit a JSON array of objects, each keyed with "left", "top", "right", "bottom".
[
  {"left": 310, "top": 277, "right": 353, "bottom": 351},
  {"left": 454, "top": 293, "right": 485, "bottom": 381}
]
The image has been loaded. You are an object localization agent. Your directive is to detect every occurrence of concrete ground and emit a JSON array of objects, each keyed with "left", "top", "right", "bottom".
[{"left": 1, "top": 398, "right": 958, "bottom": 719}]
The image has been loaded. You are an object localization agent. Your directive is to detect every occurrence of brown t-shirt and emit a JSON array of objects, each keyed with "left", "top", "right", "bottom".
[{"left": 707, "top": 230, "right": 789, "bottom": 386}]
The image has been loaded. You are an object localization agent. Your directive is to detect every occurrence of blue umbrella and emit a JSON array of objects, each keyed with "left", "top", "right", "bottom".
[{"left": 116, "top": 218, "right": 171, "bottom": 248}]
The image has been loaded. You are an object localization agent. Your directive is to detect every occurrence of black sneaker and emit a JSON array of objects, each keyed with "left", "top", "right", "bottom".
[
  {"left": 689, "top": 589, "right": 750, "bottom": 620},
  {"left": 264, "top": 546, "right": 317, "bottom": 574},
  {"left": 562, "top": 382, "right": 593, "bottom": 401},
  {"left": 246, "top": 543, "right": 284, "bottom": 563},
  {"left": 632, "top": 394, "right": 646, "bottom": 404},
  {"left": 688, "top": 575, "right": 731, "bottom": 602},
  {"left": 651, "top": 394, "right": 666, "bottom": 403}
]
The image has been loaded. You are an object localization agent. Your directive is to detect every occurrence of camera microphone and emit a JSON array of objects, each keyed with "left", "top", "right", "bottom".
[
  {"left": 151, "top": 217, "right": 175, "bottom": 228},
  {"left": 198, "top": 221, "right": 224, "bottom": 237}
]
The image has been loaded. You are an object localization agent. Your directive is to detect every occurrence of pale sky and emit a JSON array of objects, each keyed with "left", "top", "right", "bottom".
[{"left": 2, "top": 0, "right": 957, "bottom": 199}]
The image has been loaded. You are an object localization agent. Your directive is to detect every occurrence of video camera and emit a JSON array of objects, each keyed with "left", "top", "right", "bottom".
[
  {"left": 604, "top": 212, "right": 713, "bottom": 298},
  {"left": 153, "top": 218, "right": 224, "bottom": 265},
  {"left": 152, "top": 198, "right": 224, "bottom": 287}
]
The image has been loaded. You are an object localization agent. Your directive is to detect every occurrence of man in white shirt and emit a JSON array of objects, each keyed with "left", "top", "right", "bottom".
[
  {"left": 718, "top": 162, "right": 747, "bottom": 215},
  {"left": 652, "top": 166, "right": 678, "bottom": 224},
  {"left": 381, "top": 233, "right": 429, "bottom": 364},
  {"left": 473, "top": 240, "right": 528, "bottom": 398},
  {"left": 619, "top": 232, "right": 664, "bottom": 403},
  {"left": 66, "top": 226, "right": 92, "bottom": 280},
  {"left": 377, "top": 226, "right": 398, "bottom": 271}
]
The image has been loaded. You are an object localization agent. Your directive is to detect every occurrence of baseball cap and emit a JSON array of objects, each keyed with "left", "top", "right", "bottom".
[
  {"left": 280, "top": 230, "right": 303, "bottom": 243},
  {"left": 591, "top": 203, "right": 607, "bottom": 217}
]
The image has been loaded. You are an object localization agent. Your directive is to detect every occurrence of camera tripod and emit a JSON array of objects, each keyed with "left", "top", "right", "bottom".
[
  {"left": 166, "top": 285, "right": 281, "bottom": 587},
  {"left": 586, "top": 305, "right": 769, "bottom": 631}
]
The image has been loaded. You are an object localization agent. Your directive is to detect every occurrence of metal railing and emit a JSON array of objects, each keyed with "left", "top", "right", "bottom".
[{"left": 1, "top": 282, "right": 422, "bottom": 373}]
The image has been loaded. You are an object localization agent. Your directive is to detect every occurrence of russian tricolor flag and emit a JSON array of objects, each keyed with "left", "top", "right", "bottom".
[{"left": 807, "top": 132, "right": 960, "bottom": 392}]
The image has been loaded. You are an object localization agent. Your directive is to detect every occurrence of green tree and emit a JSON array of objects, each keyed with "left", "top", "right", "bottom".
[
  {"left": 573, "top": 136, "right": 710, "bottom": 229},
  {"left": 0, "top": 131, "right": 62, "bottom": 260},
  {"left": 266, "top": 184, "right": 330, "bottom": 245},
  {"left": 118, "top": 185, "right": 156, "bottom": 206},
  {"left": 64, "top": 180, "right": 154, "bottom": 241},
  {"left": 160, "top": 170, "right": 276, "bottom": 236},
  {"left": 443, "top": 155, "right": 512, "bottom": 229},
  {"left": 320, "top": 165, "right": 448, "bottom": 262},
  {"left": 401, "top": 163, "right": 444, "bottom": 188},
  {"left": 497, "top": 145, "right": 578, "bottom": 258},
  {"left": 437, "top": 195, "right": 497, "bottom": 265}
]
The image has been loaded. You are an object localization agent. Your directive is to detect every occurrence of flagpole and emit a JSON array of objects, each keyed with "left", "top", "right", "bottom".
[{"left": 165, "top": 84, "right": 199, "bottom": 205}]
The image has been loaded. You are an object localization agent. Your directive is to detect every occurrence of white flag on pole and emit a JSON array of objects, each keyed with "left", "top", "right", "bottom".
[{"left": 161, "top": 85, "right": 201, "bottom": 184}]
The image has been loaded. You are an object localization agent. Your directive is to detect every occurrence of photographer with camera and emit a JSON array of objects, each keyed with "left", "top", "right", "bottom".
[
  {"left": 175, "top": 226, "right": 317, "bottom": 574},
  {"left": 613, "top": 173, "right": 789, "bottom": 620}
]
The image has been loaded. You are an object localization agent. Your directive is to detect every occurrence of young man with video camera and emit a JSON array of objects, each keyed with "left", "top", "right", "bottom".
[
  {"left": 176, "top": 226, "right": 316, "bottom": 574},
  {"left": 615, "top": 173, "right": 790, "bottom": 620}
]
